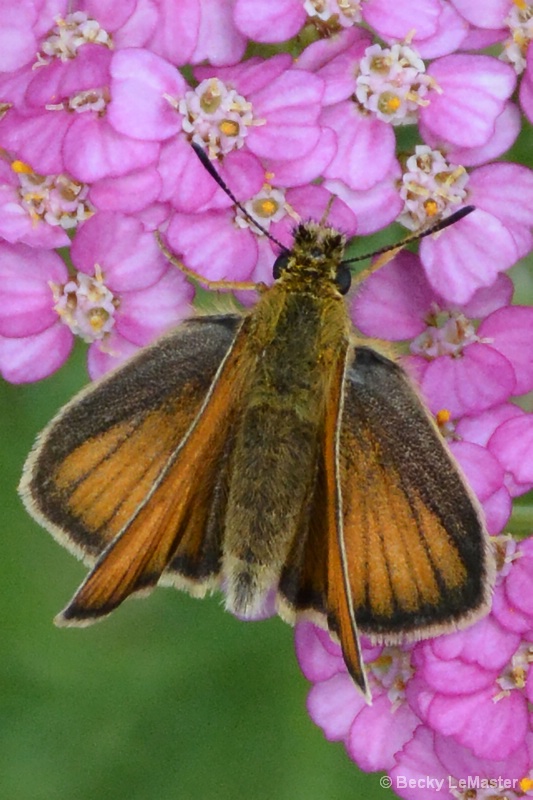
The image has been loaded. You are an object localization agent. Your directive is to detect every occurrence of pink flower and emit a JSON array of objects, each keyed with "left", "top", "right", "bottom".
[
  {"left": 295, "top": 622, "right": 419, "bottom": 771},
  {"left": 187, "top": 0, "right": 247, "bottom": 67},
  {"left": 0, "top": 157, "right": 86, "bottom": 248},
  {"left": 233, "top": 0, "right": 307, "bottom": 44},
  {"left": 447, "top": 439, "right": 509, "bottom": 535},
  {"left": 193, "top": 56, "right": 326, "bottom": 167},
  {"left": 490, "top": 414, "right": 533, "bottom": 491},
  {"left": 456, "top": 404, "right": 531, "bottom": 492},
  {"left": 420, "top": 54, "right": 516, "bottom": 149},
  {"left": 390, "top": 726, "right": 530, "bottom": 799},
  {"left": 146, "top": 0, "right": 246, "bottom": 66},
  {"left": 143, "top": 0, "right": 201, "bottom": 66},
  {"left": 520, "top": 45, "right": 533, "bottom": 125},
  {"left": 422, "top": 102, "right": 521, "bottom": 168},
  {"left": 88, "top": 165, "right": 164, "bottom": 215},
  {"left": 297, "top": 536, "right": 533, "bottom": 790},
  {"left": 453, "top": 404, "right": 533, "bottom": 532},
  {"left": 0, "top": 241, "right": 72, "bottom": 382},
  {"left": 157, "top": 140, "right": 264, "bottom": 215},
  {"left": 0, "top": 212, "right": 193, "bottom": 381},
  {"left": 448, "top": 0, "right": 510, "bottom": 32},
  {"left": 352, "top": 251, "right": 533, "bottom": 417},
  {"left": 234, "top": 0, "right": 467, "bottom": 52},
  {"left": 1, "top": 64, "right": 159, "bottom": 183},
  {"left": 0, "top": 12, "right": 161, "bottom": 180},
  {"left": 299, "top": 34, "right": 515, "bottom": 149},
  {"left": 395, "top": 150, "right": 533, "bottom": 304},
  {"left": 320, "top": 100, "right": 398, "bottom": 192},
  {"left": 0, "top": 0, "right": 67, "bottom": 74},
  {"left": 323, "top": 164, "right": 403, "bottom": 235},
  {"left": 407, "top": 612, "right": 527, "bottom": 760},
  {"left": 492, "top": 537, "right": 533, "bottom": 635},
  {"left": 452, "top": 0, "right": 533, "bottom": 126},
  {"left": 110, "top": 50, "right": 326, "bottom": 176}
]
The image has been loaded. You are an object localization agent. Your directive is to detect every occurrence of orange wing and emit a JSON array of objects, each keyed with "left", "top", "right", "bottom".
[
  {"left": 338, "top": 345, "right": 494, "bottom": 640},
  {"left": 21, "top": 316, "right": 243, "bottom": 561},
  {"left": 323, "top": 350, "right": 368, "bottom": 697},
  {"left": 19, "top": 315, "right": 255, "bottom": 624}
]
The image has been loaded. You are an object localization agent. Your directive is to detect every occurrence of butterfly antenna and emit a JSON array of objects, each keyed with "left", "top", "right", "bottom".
[
  {"left": 343, "top": 205, "right": 475, "bottom": 267},
  {"left": 191, "top": 142, "right": 289, "bottom": 253}
]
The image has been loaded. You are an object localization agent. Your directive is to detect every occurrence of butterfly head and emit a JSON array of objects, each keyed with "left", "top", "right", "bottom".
[{"left": 273, "top": 222, "right": 351, "bottom": 295}]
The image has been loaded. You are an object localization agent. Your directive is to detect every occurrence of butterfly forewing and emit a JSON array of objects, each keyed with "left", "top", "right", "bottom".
[
  {"left": 20, "top": 316, "right": 250, "bottom": 605},
  {"left": 323, "top": 349, "right": 368, "bottom": 695},
  {"left": 54, "top": 316, "right": 258, "bottom": 624},
  {"left": 338, "top": 345, "right": 493, "bottom": 639}
]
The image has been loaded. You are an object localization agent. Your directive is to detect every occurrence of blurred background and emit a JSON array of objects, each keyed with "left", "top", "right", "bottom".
[{"left": 3, "top": 126, "right": 533, "bottom": 800}]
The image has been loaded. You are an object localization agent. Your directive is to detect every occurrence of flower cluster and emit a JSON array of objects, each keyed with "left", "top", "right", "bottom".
[
  {"left": 2, "top": 0, "right": 533, "bottom": 795},
  {"left": 297, "top": 536, "right": 533, "bottom": 797}
]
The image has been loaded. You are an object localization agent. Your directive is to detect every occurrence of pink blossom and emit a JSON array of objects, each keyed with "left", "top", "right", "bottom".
[
  {"left": 0, "top": 158, "right": 83, "bottom": 248},
  {"left": 297, "top": 535, "right": 533, "bottom": 788},
  {"left": 296, "top": 621, "right": 418, "bottom": 770},
  {"left": 233, "top": 0, "right": 306, "bottom": 43},
  {"left": 490, "top": 415, "right": 533, "bottom": 490},
  {"left": 294, "top": 28, "right": 372, "bottom": 105},
  {"left": 352, "top": 251, "right": 533, "bottom": 417},
  {"left": 455, "top": 404, "right": 531, "bottom": 527},
  {"left": 320, "top": 101, "right": 397, "bottom": 191},
  {"left": 0, "top": 45, "right": 160, "bottom": 181},
  {"left": 421, "top": 54, "right": 516, "bottom": 149},
  {"left": 79, "top": 0, "right": 159, "bottom": 49},
  {"left": 88, "top": 166, "right": 163, "bottom": 214},
  {"left": 449, "top": 0, "right": 511, "bottom": 31},
  {"left": 520, "top": 46, "right": 533, "bottom": 124},
  {"left": 144, "top": 0, "right": 201, "bottom": 65},
  {"left": 188, "top": 0, "right": 247, "bottom": 67},
  {"left": 158, "top": 141, "right": 264, "bottom": 215},
  {"left": 0, "top": 241, "right": 72, "bottom": 382},
  {"left": 421, "top": 101, "right": 521, "bottom": 167},
  {"left": 234, "top": 0, "right": 461, "bottom": 51},
  {"left": 385, "top": 1, "right": 469, "bottom": 60},
  {"left": 448, "top": 440, "right": 509, "bottom": 535},
  {"left": 299, "top": 34, "right": 515, "bottom": 151},
  {"left": 451, "top": 0, "right": 533, "bottom": 125},
  {"left": 492, "top": 537, "right": 533, "bottom": 635},
  {"left": 110, "top": 50, "right": 327, "bottom": 189},
  {"left": 0, "top": 0, "right": 66, "bottom": 74},
  {"left": 323, "top": 165, "right": 403, "bottom": 235},
  {"left": 407, "top": 614, "right": 529, "bottom": 761},
  {"left": 0, "top": 241, "right": 68, "bottom": 338},
  {"left": 390, "top": 726, "right": 529, "bottom": 799},
  {"left": 194, "top": 57, "right": 326, "bottom": 165},
  {"left": 0, "top": 212, "right": 193, "bottom": 381},
  {"left": 393, "top": 149, "right": 533, "bottom": 304}
]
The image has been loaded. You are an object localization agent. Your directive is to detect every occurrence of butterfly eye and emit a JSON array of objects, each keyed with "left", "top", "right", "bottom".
[
  {"left": 273, "top": 253, "right": 290, "bottom": 280},
  {"left": 336, "top": 265, "right": 352, "bottom": 295}
]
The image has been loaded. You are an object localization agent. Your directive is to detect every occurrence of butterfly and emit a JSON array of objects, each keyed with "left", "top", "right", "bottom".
[{"left": 19, "top": 150, "right": 494, "bottom": 700}]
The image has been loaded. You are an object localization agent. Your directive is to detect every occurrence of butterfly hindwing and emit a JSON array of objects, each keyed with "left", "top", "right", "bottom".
[{"left": 338, "top": 344, "right": 494, "bottom": 640}]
